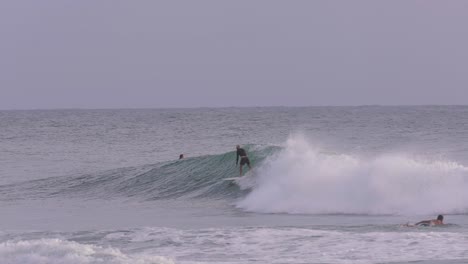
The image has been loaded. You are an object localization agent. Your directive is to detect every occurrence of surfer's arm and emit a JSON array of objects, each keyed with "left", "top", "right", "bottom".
[{"left": 236, "top": 150, "right": 239, "bottom": 165}]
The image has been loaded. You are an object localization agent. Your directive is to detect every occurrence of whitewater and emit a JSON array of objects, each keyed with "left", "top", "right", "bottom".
[{"left": 1, "top": 106, "right": 468, "bottom": 264}]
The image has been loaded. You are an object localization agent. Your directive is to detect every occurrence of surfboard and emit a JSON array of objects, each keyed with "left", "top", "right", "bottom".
[{"left": 223, "top": 177, "right": 242, "bottom": 181}]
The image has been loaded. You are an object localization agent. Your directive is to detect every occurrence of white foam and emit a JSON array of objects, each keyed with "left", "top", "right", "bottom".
[
  {"left": 0, "top": 239, "right": 174, "bottom": 264},
  {"left": 237, "top": 135, "right": 468, "bottom": 215},
  {"left": 104, "top": 227, "right": 468, "bottom": 264},
  {"left": 3, "top": 227, "right": 467, "bottom": 264}
]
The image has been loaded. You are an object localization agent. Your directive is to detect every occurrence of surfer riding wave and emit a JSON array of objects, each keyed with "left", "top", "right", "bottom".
[{"left": 236, "top": 145, "right": 251, "bottom": 176}]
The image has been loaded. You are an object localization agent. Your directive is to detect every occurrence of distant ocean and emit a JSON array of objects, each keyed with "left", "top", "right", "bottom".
[{"left": 1, "top": 106, "right": 467, "bottom": 264}]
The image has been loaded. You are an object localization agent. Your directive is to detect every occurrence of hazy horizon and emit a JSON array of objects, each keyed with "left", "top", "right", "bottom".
[
  {"left": 3, "top": 104, "right": 468, "bottom": 111},
  {"left": 2, "top": 1, "right": 468, "bottom": 109}
]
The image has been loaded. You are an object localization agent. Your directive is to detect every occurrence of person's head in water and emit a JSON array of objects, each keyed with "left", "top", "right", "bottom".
[
  {"left": 437, "top": 215, "right": 444, "bottom": 221},
  {"left": 179, "top": 154, "right": 184, "bottom": 159}
]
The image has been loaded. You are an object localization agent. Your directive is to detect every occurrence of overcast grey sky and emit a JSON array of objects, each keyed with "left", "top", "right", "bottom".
[{"left": 1, "top": 1, "right": 468, "bottom": 109}]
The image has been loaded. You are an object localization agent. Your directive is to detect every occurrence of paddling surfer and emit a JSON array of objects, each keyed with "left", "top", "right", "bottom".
[{"left": 415, "top": 215, "right": 444, "bottom": 226}]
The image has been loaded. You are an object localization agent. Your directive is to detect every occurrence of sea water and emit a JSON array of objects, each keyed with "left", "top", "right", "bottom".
[{"left": 1, "top": 106, "right": 467, "bottom": 264}]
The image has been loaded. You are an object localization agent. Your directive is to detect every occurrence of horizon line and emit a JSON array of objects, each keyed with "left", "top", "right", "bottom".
[{"left": 1, "top": 104, "right": 468, "bottom": 111}]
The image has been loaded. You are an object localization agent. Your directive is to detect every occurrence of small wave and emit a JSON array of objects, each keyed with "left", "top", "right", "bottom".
[
  {"left": 93, "top": 227, "right": 468, "bottom": 264},
  {"left": 0, "top": 239, "right": 173, "bottom": 264},
  {"left": 237, "top": 135, "right": 468, "bottom": 215}
]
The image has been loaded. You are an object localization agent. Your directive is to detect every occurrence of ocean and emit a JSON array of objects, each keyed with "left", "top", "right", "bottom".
[{"left": 1, "top": 106, "right": 467, "bottom": 264}]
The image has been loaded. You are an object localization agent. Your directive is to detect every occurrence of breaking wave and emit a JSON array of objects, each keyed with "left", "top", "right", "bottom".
[
  {"left": 237, "top": 135, "right": 468, "bottom": 215},
  {"left": 2, "top": 136, "right": 468, "bottom": 215}
]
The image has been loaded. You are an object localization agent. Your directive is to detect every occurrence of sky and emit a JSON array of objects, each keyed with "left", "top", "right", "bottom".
[{"left": 1, "top": 1, "right": 468, "bottom": 109}]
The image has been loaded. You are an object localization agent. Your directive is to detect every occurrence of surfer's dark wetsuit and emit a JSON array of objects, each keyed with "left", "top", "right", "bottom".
[{"left": 236, "top": 148, "right": 250, "bottom": 166}]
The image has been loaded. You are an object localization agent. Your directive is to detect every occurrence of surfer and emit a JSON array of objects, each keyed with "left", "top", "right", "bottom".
[
  {"left": 415, "top": 215, "right": 444, "bottom": 226},
  {"left": 236, "top": 145, "right": 251, "bottom": 176},
  {"left": 179, "top": 154, "right": 184, "bottom": 159}
]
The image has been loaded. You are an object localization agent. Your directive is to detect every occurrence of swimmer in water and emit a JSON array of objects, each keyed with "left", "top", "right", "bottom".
[{"left": 415, "top": 214, "right": 444, "bottom": 226}]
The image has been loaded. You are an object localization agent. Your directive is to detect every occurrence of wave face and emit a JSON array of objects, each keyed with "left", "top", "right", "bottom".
[
  {"left": 237, "top": 135, "right": 468, "bottom": 215},
  {"left": 0, "top": 145, "right": 278, "bottom": 201}
]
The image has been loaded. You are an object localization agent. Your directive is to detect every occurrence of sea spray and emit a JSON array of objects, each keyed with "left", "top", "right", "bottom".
[{"left": 237, "top": 135, "right": 468, "bottom": 215}]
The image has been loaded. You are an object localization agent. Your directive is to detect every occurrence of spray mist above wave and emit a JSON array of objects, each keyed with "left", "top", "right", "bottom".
[{"left": 237, "top": 135, "right": 468, "bottom": 215}]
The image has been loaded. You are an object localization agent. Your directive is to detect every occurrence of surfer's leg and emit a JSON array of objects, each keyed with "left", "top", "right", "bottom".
[
  {"left": 241, "top": 157, "right": 250, "bottom": 170},
  {"left": 239, "top": 164, "right": 243, "bottom": 176}
]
